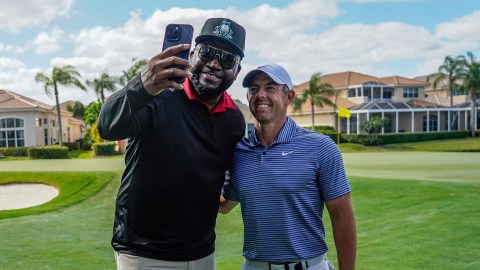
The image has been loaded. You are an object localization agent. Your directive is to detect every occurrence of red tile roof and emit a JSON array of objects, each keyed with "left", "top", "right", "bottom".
[
  {"left": 294, "top": 71, "right": 430, "bottom": 90},
  {"left": 0, "top": 89, "right": 53, "bottom": 110},
  {"left": 378, "top": 75, "right": 429, "bottom": 86}
]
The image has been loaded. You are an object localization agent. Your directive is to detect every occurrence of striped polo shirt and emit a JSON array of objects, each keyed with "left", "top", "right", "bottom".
[{"left": 223, "top": 117, "right": 351, "bottom": 261}]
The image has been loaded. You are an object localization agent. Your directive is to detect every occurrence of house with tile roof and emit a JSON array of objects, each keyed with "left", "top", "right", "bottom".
[
  {"left": 0, "top": 89, "right": 85, "bottom": 147},
  {"left": 289, "top": 71, "right": 479, "bottom": 134}
]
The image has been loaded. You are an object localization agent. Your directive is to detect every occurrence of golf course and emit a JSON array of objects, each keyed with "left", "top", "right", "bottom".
[{"left": 0, "top": 138, "right": 479, "bottom": 269}]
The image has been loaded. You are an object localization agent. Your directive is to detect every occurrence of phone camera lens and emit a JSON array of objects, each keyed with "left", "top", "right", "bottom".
[{"left": 167, "top": 25, "right": 181, "bottom": 41}]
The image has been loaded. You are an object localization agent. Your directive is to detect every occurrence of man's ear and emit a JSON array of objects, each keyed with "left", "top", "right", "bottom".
[{"left": 286, "top": 89, "right": 295, "bottom": 103}]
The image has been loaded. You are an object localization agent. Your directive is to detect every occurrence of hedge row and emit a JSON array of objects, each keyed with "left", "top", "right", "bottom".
[
  {"left": 93, "top": 142, "right": 116, "bottom": 156},
  {"left": 341, "top": 130, "right": 476, "bottom": 145},
  {"left": 27, "top": 146, "right": 69, "bottom": 159},
  {"left": 0, "top": 146, "right": 28, "bottom": 156},
  {"left": 0, "top": 142, "right": 118, "bottom": 158}
]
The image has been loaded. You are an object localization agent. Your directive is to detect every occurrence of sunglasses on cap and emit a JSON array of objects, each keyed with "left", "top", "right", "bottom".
[{"left": 195, "top": 44, "right": 240, "bottom": 69}]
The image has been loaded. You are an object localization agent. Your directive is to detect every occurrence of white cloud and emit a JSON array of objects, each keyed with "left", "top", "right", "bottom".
[
  {"left": 0, "top": 0, "right": 73, "bottom": 31},
  {"left": 436, "top": 11, "right": 480, "bottom": 44},
  {"left": 0, "top": 62, "right": 95, "bottom": 105},
  {"left": 0, "top": 43, "right": 25, "bottom": 54},
  {"left": 0, "top": 60, "right": 50, "bottom": 104},
  {"left": 47, "top": 0, "right": 342, "bottom": 104},
  {"left": 412, "top": 11, "right": 480, "bottom": 77},
  {"left": 0, "top": 57, "right": 25, "bottom": 70},
  {"left": 33, "top": 27, "right": 65, "bottom": 54},
  {"left": 341, "top": 0, "right": 412, "bottom": 3},
  {"left": 4, "top": 0, "right": 480, "bottom": 106}
]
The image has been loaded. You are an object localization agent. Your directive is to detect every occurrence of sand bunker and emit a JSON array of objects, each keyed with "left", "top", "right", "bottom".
[{"left": 0, "top": 183, "right": 59, "bottom": 211}]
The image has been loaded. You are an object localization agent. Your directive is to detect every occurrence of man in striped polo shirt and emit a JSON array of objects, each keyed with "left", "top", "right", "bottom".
[{"left": 220, "top": 63, "right": 356, "bottom": 270}]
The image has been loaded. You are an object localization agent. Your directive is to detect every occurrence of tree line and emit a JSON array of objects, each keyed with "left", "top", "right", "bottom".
[
  {"left": 34, "top": 52, "right": 480, "bottom": 146},
  {"left": 34, "top": 59, "right": 147, "bottom": 146}
]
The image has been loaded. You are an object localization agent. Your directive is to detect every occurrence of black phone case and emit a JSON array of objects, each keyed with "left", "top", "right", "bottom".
[{"left": 162, "top": 24, "right": 194, "bottom": 83}]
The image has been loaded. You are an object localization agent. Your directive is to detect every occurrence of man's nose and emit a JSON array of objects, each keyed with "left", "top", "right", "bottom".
[
  {"left": 255, "top": 87, "right": 269, "bottom": 97},
  {"left": 207, "top": 56, "right": 222, "bottom": 69}
]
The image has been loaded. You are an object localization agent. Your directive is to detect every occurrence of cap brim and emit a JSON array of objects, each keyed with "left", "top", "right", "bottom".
[
  {"left": 195, "top": 35, "right": 244, "bottom": 57},
  {"left": 242, "top": 70, "right": 262, "bottom": 87},
  {"left": 242, "top": 68, "right": 290, "bottom": 88}
]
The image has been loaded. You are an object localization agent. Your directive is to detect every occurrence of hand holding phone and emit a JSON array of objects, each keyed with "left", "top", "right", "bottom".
[{"left": 162, "top": 24, "right": 194, "bottom": 84}]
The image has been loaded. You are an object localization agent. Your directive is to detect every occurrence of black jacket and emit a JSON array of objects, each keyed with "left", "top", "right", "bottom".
[{"left": 97, "top": 75, "right": 245, "bottom": 261}]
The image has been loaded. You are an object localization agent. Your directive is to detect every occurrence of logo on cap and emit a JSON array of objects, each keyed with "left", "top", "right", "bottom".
[{"left": 213, "top": 20, "right": 233, "bottom": 40}]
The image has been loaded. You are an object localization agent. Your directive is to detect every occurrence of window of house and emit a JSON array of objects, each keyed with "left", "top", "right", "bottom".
[
  {"left": 383, "top": 91, "right": 393, "bottom": 99},
  {"left": 423, "top": 114, "right": 438, "bottom": 131},
  {"left": 43, "top": 118, "right": 48, "bottom": 125},
  {"left": 44, "top": 128, "right": 49, "bottom": 145},
  {"left": 363, "top": 87, "right": 371, "bottom": 97},
  {"left": 36, "top": 117, "right": 42, "bottom": 127},
  {"left": 348, "top": 88, "right": 356, "bottom": 97},
  {"left": 383, "top": 87, "right": 394, "bottom": 99},
  {"left": 373, "top": 87, "right": 382, "bottom": 99},
  {"left": 0, "top": 118, "right": 25, "bottom": 147},
  {"left": 403, "top": 87, "right": 419, "bottom": 98}
]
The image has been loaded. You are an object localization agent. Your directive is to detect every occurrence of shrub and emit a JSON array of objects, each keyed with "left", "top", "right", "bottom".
[
  {"left": 63, "top": 141, "right": 80, "bottom": 151},
  {"left": 0, "top": 147, "right": 28, "bottom": 156},
  {"left": 79, "top": 137, "right": 93, "bottom": 150},
  {"left": 93, "top": 142, "right": 116, "bottom": 156},
  {"left": 314, "top": 125, "right": 335, "bottom": 133},
  {"left": 28, "top": 146, "right": 69, "bottom": 159}
]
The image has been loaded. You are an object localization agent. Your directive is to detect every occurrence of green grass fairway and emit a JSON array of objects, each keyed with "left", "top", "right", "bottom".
[{"left": 0, "top": 151, "right": 479, "bottom": 269}]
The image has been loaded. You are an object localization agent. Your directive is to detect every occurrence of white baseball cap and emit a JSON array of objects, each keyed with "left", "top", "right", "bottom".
[{"left": 242, "top": 63, "right": 293, "bottom": 90}]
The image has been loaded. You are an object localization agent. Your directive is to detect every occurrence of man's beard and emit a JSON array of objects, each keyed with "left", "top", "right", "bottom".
[{"left": 190, "top": 68, "right": 235, "bottom": 101}]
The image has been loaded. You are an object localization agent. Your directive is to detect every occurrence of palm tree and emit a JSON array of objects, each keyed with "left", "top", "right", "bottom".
[
  {"left": 35, "top": 65, "right": 86, "bottom": 146},
  {"left": 86, "top": 72, "right": 118, "bottom": 104},
  {"left": 292, "top": 72, "right": 336, "bottom": 130},
  {"left": 427, "top": 55, "right": 467, "bottom": 107},
  {"left": 67, "top": 101, "right": 85, "bottom": 120},
  {"left": 118, "top": 58, "right": 148, "bottom": 85},
  {"left": 462, "top": 52, "right": 480, "bottom": 137}
]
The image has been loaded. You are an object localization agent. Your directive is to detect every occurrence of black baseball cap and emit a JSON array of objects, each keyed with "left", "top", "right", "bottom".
[{"left": 195, "top": 18, "right": 246, "bottom": 58}]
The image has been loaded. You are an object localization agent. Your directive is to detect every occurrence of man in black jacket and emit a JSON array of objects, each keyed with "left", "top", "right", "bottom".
[{"left": 97, "top": 18, "right": 246, "bottom": 270}]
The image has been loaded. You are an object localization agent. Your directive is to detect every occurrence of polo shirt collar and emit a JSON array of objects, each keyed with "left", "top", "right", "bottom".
[
  {"left": 248, "top": 117, "right": 297, "bottom": 147},
  {"left": 183, "top": 78, "right": 236, "bottom": 113}
]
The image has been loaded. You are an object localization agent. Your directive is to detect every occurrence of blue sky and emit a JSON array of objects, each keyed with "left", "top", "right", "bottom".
[{"left": 1, "top": 0, "right": 480, "bottom": 105}]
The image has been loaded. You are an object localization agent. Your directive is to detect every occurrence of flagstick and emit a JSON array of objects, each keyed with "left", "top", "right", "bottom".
[{"left": 337, "top": 113, "right": 341, "bottom": 144}]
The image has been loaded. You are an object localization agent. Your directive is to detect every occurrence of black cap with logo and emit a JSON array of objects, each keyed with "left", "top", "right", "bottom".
[{"left": 195, "top": 18, "right": 246, "bottom": 58}]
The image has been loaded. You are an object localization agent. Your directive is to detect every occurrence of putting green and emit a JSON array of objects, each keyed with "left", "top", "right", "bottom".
[{"left": 343, "top": 151, "right": 480, "bottom": 183}]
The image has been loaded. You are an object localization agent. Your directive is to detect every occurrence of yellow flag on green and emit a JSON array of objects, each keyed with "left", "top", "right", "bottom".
[{"left": 338, "top": 107, "right": 351, "bottom": 118}]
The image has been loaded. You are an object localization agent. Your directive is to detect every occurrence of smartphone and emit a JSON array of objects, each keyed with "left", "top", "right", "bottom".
[{"left": 162, "top": 24, "right": 194, "bottom": 83}]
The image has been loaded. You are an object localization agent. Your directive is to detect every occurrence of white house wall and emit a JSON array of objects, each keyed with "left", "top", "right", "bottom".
[{"left": 0, "top": 109, "right": 84, "bottom": 147}]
